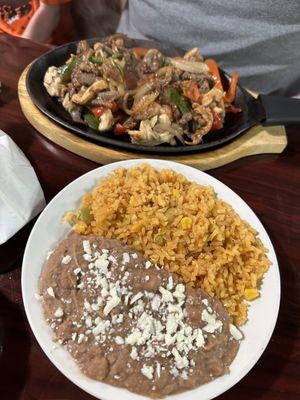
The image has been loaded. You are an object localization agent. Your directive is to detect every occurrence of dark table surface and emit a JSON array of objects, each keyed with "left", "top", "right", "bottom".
[{"left": 0, "top": 34, "right": 299, "bottom": 400}]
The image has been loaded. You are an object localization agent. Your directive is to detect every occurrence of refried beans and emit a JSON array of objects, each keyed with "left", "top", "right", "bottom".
[{"left": 38, "top": 231, "right": 243, "bottom": 398}]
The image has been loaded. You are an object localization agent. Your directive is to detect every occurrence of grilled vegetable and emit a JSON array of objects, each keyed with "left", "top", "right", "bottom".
[
  {"left": 84, "top": 112, "right": 99, "bottom": 129},
  {"left": 61, "top": 59, "right": 77, "bottom": 83},
  {"left": 164, "top": 87, "right": 191, "bottom": 114}
]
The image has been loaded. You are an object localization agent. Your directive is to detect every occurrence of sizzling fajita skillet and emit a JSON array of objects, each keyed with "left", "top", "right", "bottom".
[{"left": 26, "top": 36, "right": 300, "bottom": 155}]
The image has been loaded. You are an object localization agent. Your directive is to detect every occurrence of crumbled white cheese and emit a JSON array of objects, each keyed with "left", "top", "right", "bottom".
[
  {"left": 145, "top": 261, "right": 152, "bottom": 269},
  {"left": 141, "top": 365, "right": 154, "bottom": 380},
  {"left": 91, "top": 303, "right": 100, "bottom": 311},
  {"left": 130, "top": 346, "right": 138, "bottom": 360},
  {"left": 46, "top": 287, "right": 55, "bottom": 297},
  {"left": 132, "top": 253, "right": 138, "bottom": 259},
  {"left": 54, "top": 307, "right": 64, "bottom": 318},
  {"left": 151, "top": 295, "right": 161, "bottom": 311},
  {"left": 95, "top": 257, "right": 109, "bottom": 273},
  {"left": 84, "top": 300, "right": 92, "bottom": 312},
  {"left": 83, "top": 240, "right": 92, "bottom": 255},
  {"left": 181, "top": 370, "right": 188, "bottom": 380},
  {"left": 115, "top": 336, "right": 124, "bottom": 345},
  {"left": 77, "top": 333, "right": 85, "bottom": 344},
  {"left": 156, "top": 362, "right": 161, "bottom": 378},
  {"left": 108, "top": 255, "right": 117, "bottom": 264},
  {"left": 230, "top": 324, "right": 243, "bottom": 340},
  {"left": 103, "top": 288, "right": 121, "bottom": 315},
  {"left": 202, "top": 298, "right": 208, "bottom": 306},
  {"left": 101, "top": 287, "right": 109, "bottom": 298},
  {"left": 167, "top": 276, "right": 174, "bottom": 290},
  {"left": 92, "top": 319, "right": 110, "bottom": 336},
  {"left": 61, "top": 255, "right": 72, "bottom": 264},
  {"left": 116, "top": 314, "right": 124, "bottom": 323},
  {"left": 126, "top": 329, "right": 142, "bottom": 345},
  {"left": 173, "top": 284, "right": 185, "bottom": 301},
  {"left": 159, "top": 287, "right": 173, "bottom": 302},
  {"left": 99, "top": 277, "right": 108, "bottom": 290},
  {"left": 202, "top": 309, "right": 223, "bottom": 333},
  {"left": 172, "top": 348, "right": 189, "bottom": 369},
  {"left": 71, "top": 332, "right": 77, "bottom": 341},
  {"left": 166, "top": 313, "right": 178, "bottom": 335},
  {"left": 122, "top": 253, "right": 130, "bottom": 264},
  {"left": 130, "top": 292, "right": 143, "bottom": 304},
  {"left": 73, "top": 267, "right": 82, "bottom": 275},
  {"left": 170, "top": 366, "right": 179, "bottom": 377},
  {"left": 194, "top": 328, "right": 205, "bottom": 348}
]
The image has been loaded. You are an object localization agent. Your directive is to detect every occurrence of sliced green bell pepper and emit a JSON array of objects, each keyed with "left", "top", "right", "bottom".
[
  {"left": 164, "top": 87, "right": 191, "bottom": 114},
  {"left": 84, "top": 112, "right": 99, "bottom": 130}
]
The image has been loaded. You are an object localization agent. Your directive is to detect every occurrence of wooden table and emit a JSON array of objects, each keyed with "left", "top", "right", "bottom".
[{"left": 0, "top": 35, "right": 299, "bottom": 400}]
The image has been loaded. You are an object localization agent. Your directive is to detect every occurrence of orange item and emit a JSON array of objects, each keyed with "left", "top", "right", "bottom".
[
  {"left": 182, "top": 81, "right": 202, "bottom": 102},
  {"left": 224, "top": 71, "right": 239, "bottom": 104},
  {"left": 132, "top": 47, "right": 148, "bottom": 58},
  {"left": 204, "top": 59, "right": 224, "bottom": 92},
  {"left": 0, "top": 0, "right": 69, "bottom": 37}
]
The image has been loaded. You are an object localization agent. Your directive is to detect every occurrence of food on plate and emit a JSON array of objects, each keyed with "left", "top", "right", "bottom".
[
  {"left": 43, "top": 34, "right": 241, "bottom": 146},
  {"left": 39, "top": 231, "right": 242, "bottom": 397},
  {"left": 65, "top": 164, "right": 271, "bottom": 326}
]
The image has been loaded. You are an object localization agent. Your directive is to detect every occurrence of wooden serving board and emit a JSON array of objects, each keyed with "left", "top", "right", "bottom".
[{"left": 18, "top": 65, "right": 287, "bottom": 170}]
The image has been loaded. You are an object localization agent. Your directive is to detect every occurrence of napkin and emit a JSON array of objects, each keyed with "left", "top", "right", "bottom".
[{"left": 0, "top": 129, "right": 46, "bottom": 244}]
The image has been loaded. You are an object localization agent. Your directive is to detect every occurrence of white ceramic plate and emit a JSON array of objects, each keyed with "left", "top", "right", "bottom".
[{"left": 22, "top": 159, "right": 280, "bottom": 400}]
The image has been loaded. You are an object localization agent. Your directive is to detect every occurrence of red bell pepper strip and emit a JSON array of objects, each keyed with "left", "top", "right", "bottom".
[
  {"left": 114, "top": 123, "right": 127, "bottom": 135},
  {"left": 205, "top": 59, "right": 224, "bottom": 91},
  {"left": 226, "top": 105, "right": 242, "bottom": 113},
  {"left": 211, "top": 111, "right": 223, "bottom": 131},
  {"left": 90, "top": 106, "right": 107, "bottom": 118},
  {"left": 224, "top": 71, "right": 239, "bottom": 104}
]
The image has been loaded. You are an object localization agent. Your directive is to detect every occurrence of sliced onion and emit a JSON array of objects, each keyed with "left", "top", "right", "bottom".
[
  {"left": 133, "top": 82, "right": 155, "bottom": 105},
  {"left": 169, "top": 58, "right": 209, "bottom": 74}
]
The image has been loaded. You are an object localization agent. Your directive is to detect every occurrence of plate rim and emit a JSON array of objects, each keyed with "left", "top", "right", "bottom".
[{"left": 21, "top": 159, "right": 281, "bottom": 400}]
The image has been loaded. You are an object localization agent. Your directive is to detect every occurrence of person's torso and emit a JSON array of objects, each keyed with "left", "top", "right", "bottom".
[{"left": 118, "top": 0, "right": 300, "bottom": 95}]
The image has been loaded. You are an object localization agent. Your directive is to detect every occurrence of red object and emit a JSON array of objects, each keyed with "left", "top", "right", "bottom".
[
  {"left": 90, "top": 106, "right": 107, "bottom": 118},
  {"left": 205, "top": 59, "right": 224, "bottom": 92},
  {"left": 224, "top": 71, "right": 239, "bottom": 104},
  {"left": 226, "top": 105, "right": 242, "bottom": 113},
  {"left": 114, "top": 123, "right": 127, "bottom": 135},
  {"left": 91, "top": 102, "right": 118, "bottom": 118},
  {"left": 211, "top": 111, "right": 223, "bottom": 131}
]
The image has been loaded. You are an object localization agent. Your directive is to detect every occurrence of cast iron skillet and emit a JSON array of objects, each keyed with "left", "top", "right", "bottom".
[{"left": 26, "top": 37, "right": 300, "bottom": 155}]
